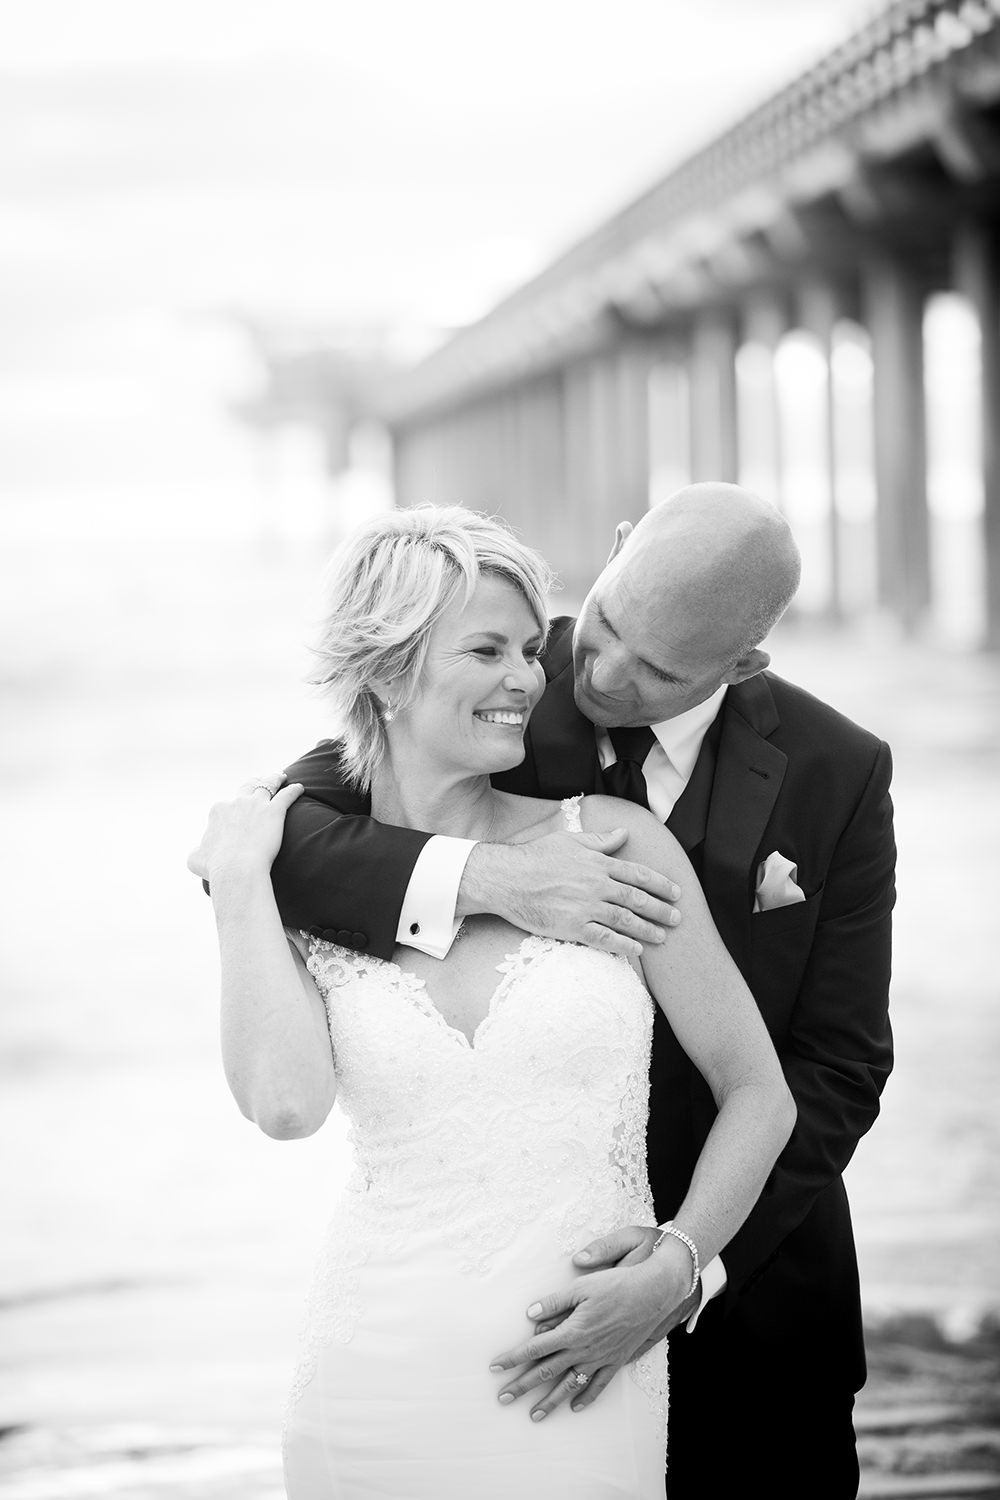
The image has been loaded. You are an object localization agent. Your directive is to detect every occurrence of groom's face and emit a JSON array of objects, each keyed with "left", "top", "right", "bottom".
[{"left": 572, "top": 562, "right": 735, "bottom": 729}]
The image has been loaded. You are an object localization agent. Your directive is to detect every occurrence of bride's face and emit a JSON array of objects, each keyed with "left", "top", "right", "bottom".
[{"left": 391, "top": 573, "right": 546, "bottom": 777}]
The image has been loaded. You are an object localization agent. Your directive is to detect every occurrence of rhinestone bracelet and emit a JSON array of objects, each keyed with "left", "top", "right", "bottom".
[{"left": 652, "top": 1221, "right": 701, "bottom": 1298}]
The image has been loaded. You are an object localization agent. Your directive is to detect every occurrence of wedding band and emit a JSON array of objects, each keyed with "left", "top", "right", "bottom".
[
  {"left": 568, "top": 1369, "right": 590, "bottom": 1388},
  {"left": 249, "top": 783, "right": 277, "bottom": 798}
]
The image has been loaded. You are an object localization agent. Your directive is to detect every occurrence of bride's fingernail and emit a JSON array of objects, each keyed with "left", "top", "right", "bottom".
[
  {"left": 575, "top": 1250, "right": 592, "bottom": 1263},
  {"left": 526, "top": 1302, "right": 542, "bottom": 1318},
  {"left": 498, "top": 1393, "right": 514, "bottom": 1405},
  {"left": 530, "top": 1409, "right": 547, "bottom": 1422},
  {"left": 489, "top": 1364, "right": 504, "bottom": 1373}
]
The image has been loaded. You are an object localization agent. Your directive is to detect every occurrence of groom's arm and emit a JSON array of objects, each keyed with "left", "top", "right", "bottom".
[
  {"left": 270, "top": 740, "right": 437, "bottom": 960},
  {"left": 265, "top": 741, "right": 684, "bottom": 965},
  {"left": 716, "top": 738, "right": 896, "bottom": 1304}
]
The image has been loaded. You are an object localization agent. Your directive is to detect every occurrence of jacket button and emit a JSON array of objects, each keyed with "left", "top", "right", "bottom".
[
  {"left": 352, "top": 932, "right": 368, "bottom": 950},
  {"left": 336, "top": 928, "right": 352, "bottom": 946},
  {"left": 320, "top": 927, "right": 338, "bottom": 941}
]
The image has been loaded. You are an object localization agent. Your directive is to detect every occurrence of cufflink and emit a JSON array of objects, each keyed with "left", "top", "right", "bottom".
[{"left": 409, "top": 922, "right": 420, "bottom": 936}]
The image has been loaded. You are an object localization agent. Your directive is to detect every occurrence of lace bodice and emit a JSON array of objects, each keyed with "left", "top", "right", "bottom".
[{"left": 289, "top": 797, "right": 662, "bottom": 1419}]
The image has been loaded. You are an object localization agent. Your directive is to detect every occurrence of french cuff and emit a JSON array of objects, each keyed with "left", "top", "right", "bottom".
[
  {"left": 685, "top": 1254, "right": 727, "bottom": 1334},
  {"left": 395, "top": 836, "right": 478, "bottom": 958}
]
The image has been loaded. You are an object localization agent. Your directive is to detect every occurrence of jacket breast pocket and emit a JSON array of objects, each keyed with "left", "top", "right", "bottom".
[
  {"left": 749, "top": 884, "right": 824, "bottom": 1034},
  {"left": 751, "top": 883, "right": 824, "bottom": 936}
]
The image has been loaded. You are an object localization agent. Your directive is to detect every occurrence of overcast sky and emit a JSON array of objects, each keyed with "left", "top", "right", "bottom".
[
  {"left": 1, "top": 0, "right": 875, "bottom": 503},
  {"left": 2, "top": 1, "right": 877, "bottom": 343}
]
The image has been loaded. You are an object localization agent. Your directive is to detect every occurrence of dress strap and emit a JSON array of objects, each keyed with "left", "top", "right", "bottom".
[{"left": 560, "top": 794, "right": 584, "bottom": 833}]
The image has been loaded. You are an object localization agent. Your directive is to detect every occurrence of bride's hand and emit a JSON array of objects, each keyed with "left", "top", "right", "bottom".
[
  {"left": 490, "top": 1231, "right": 693, "bottom": 1421},
  {"left": 186, "top": 777, "right": 303, "bottom": 883}
]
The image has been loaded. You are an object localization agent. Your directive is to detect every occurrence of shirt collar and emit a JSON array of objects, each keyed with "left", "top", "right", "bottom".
[{"left": 650, "top": 683, "right": 728, "bottom": 780}]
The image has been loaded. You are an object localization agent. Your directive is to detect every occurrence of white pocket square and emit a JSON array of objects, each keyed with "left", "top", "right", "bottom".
[{"left": 753, "top": 851, "right": 806, "bottom": 913}]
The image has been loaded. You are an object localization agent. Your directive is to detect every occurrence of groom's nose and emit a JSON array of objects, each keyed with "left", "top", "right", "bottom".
[{"left": 590, "top": 645, "right": 629, "bottom": 695}]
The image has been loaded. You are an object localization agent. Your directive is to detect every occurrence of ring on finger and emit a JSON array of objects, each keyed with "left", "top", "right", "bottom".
[
  {"left": 567, "top": 1368, "right": 590, "bottom": 1388},
  {"left": 244, "top": 776, "right": 283, "bottom": 798}
]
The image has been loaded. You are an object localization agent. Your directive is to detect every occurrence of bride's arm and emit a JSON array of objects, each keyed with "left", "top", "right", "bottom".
[
  {"left": 581, "top": 794, "right": 796, "bottom": 1269},
  {"left": 191, "top": 784, "right": 338, "bottom": 1139},
  {"left": 489, "top": 794, "right": 795, "bottom": 1416}
]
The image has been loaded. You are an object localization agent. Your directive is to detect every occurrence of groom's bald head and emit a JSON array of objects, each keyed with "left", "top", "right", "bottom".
[
  {"left": 572, "top": 483, "right": 801, "bottom": 728},
  {"left": 622, "top": 483, "right": 801, "bottom": 661}
]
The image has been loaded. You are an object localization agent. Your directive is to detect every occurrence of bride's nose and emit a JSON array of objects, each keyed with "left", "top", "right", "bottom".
[{"left": 502, "top": 663, "right": 533, "bottom": 694}]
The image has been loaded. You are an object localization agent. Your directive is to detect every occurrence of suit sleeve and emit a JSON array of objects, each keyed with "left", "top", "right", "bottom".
[
  {"left": 269, "top": 741, "right": 432, "bottom": 960},
  {"left": 720, "top": 739, "right": 896, "bottom": 1302}
]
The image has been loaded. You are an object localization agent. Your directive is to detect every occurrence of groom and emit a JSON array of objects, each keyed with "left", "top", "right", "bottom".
[{"left": 264, "top": 483, "right": 895, "bottom": 1499}]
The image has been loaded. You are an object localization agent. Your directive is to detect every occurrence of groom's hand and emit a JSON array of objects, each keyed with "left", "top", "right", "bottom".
[
  {"left": 460, "top": 831, "right": 681, "bottom": 962},
  {"left": 489, "top": 1228, "right": 694, "bottom": 1421},
  {"left": 562, "top": 1224, "right": 700, "bottom": 1416},
  {"left": 528, "top": 1223, "right": 660, "bottom": 1337}
]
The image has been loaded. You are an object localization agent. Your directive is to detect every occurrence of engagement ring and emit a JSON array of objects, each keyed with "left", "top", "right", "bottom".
[{"left": 245, "top": 774, "right": 283, "bottom": 797}]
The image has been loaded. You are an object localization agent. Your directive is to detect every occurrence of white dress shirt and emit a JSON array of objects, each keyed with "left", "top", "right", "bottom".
[
  {"left": 595, "top": 684, "right": 727, "bottom": 824},
  {"left": 396, "top": 836, "right": 477, "bottom": 958}
]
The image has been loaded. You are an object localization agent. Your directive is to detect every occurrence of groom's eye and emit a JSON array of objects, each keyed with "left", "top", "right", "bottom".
[{"left": 649, "top": 664, "right": 684, "bottom": 687}]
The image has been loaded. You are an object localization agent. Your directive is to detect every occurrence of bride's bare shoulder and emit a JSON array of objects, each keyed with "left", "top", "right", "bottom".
[{"left": 578, "top": 793, "right": 682, "bottom": 856}]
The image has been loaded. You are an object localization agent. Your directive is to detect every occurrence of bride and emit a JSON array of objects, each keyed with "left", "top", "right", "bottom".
[{"left": 190, "top": 505, "right": 794, "bottom": 1499}]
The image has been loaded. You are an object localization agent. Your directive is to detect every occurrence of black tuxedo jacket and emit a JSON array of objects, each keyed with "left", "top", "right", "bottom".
[{"left": 274, "top": 615, "right": 895, "bottom": 1390}]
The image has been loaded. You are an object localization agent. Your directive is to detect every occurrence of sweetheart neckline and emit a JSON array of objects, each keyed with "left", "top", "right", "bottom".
[
  {"left": 385, "top": 933, "right": 556, "bottom": 1051},
  {"left": 307, "top": 932, "right": 559, "bottom": 1052},
  {"left": 308, "top": 797, "right": 586, "bottom": 1051}
]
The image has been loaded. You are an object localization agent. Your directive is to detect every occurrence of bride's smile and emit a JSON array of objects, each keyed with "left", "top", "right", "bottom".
[{"left": 473, "top": 709, "right": 525, "bottom": 726}]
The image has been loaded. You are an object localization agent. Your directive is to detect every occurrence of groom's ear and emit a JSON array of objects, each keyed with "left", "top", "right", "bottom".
[
  {"left": 722, "top": 648, "right": 769, "bottom": 686},
  {"left": 606, "top": 521, "right": 633, "bottom": 566}
]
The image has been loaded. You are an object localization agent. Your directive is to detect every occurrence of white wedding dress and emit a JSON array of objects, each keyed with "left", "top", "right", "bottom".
[{"left": 282, "top": 799, "right": 668, "bottom": 1499}]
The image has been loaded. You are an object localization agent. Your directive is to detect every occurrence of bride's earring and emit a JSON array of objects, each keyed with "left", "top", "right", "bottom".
[{"left": 383, "top": 700, "right": 395, "bottom": 724}]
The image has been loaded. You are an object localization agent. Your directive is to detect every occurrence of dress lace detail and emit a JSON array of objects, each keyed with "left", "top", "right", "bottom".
[
  {"left": 560, "top": 792, "right": 584, "bottom": 832},
  {"left": 287, "top": 793, "right": 667, "bottom": 1438}
]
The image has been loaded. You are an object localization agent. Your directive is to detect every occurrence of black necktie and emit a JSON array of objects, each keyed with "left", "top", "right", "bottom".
[{"left": 604, "top": 725, "right": 657, "bottom": 809}]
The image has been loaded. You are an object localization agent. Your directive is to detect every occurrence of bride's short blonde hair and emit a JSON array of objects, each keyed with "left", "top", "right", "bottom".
[{"left": 309, "top": 505, "right": 555, "bottom": 790}]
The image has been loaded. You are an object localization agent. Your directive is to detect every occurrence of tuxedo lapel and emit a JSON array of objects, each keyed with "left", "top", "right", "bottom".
[
  {"left": 699, "top": 675, "right": 786, "bottom": 970},
  {"left": 667, "top": 711, "right": 723, "bottom": 853}
]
